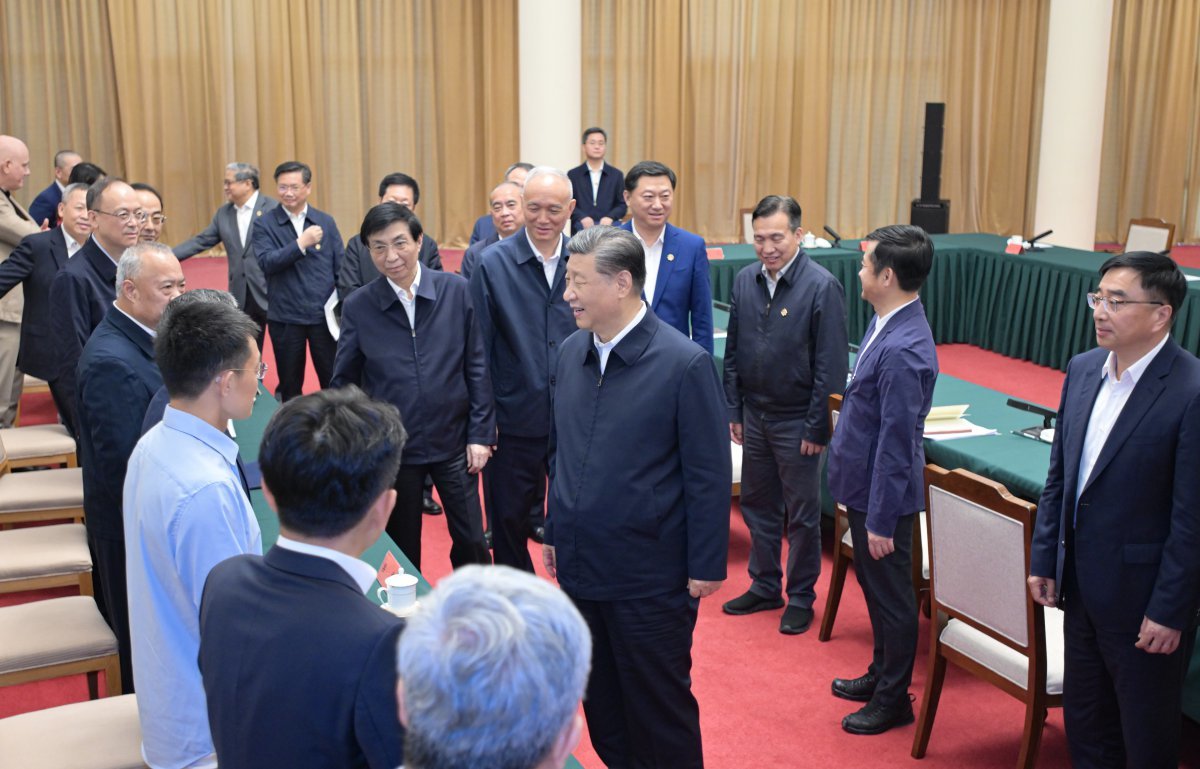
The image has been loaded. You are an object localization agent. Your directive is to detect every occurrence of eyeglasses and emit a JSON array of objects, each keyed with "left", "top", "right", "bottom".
[
  {"left": 1085, "top": 292, "right": 1164, "bottom": 314},
  {"left": 277, "top": 184, "right": 306, "bottom": 193},
  {"left": 145, "top": 214, "right": 167, "bottom": 226},
  {"left": 227, "top": 361, "right": 268, "bottom": 381},
  {"left": 368, "top": 239, "right": 413, "bottom": 257},
  {"left": 94, "top": 208, "right": 147, "bottom": 224}
]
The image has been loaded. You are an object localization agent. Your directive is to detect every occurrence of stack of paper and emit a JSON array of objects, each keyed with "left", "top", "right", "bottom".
[{"left": 923, "top": 404, "right": 999, "bottom": 441}]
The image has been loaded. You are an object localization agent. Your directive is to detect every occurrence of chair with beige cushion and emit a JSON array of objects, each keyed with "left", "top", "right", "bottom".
[
  {"left": 0, "top": 694, "right": 146, "bottom": 769},
  {"left": 1123, "top": 217, "right": 1175, "bottom": 254},
  {"left": 13, "top": 373, "right": 52, "bottom": 428},
  {"left": 0, "top": 596, "right": 121, "bottom": 699},
  {"left": 0, "top": 523, "right": 93, "bottom": 596},
  {"left": 1, "top": 424, "right": 78, "bottom": 469},
  {"left": 0, "top": 440, "right": 85, "bottom": 527},
  {"left": 912, "top": 465, "right": 1063, "bottom": 769}
]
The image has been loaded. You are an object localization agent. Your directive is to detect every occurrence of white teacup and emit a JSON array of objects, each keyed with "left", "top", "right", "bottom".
[{"left": 377, "top": 571, "right": 419, "bottom": 614}]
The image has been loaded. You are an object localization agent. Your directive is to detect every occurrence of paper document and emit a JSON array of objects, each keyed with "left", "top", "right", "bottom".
[{"left": 923, "top": 404, "right": 999, "bottom": 440}]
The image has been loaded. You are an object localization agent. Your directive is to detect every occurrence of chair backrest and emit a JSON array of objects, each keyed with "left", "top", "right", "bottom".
[
  {"left": 925, "top": 465, "right": 1040, "bottom": 653},
  {"left": 740, "top": 208, "right": 755, "bottom": 244},
  {"left": 829, "top": 393, "right": 843, "bottom": 435},
  {"left": 1125, "top": 217, "right": 1175, "bottom": 254}
]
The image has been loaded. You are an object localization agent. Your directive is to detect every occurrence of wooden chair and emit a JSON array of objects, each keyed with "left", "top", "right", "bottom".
[
  {"left": 1123, "top": 217, "right": 1175, "bottom": 254},
  {"left": 912, "top": 465, "right": 1063, "bottom": 769},
  {"left": 0, "top": 694, "right": 146, "bottom": 769},
  {"left": 0, "top": 523, "right": 93, "bottom": 596},
  {"left": 819, "top": 393, "right": 930, "bottom": 641},
  {"left": 0, "top": 424, "right": 78, "bottom": 469},
  {"left": 0, "top": 440, "right": 85, "bottom": 527},
  {"left": 0, "top": 596, "right": 121, "bottom": 700},
  {"left": 14, "top": 374, "right": 53, "bottom": 427}
]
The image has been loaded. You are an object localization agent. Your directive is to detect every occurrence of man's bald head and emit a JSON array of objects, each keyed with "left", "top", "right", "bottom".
[{"left": 0, "top": 136, "right": 32, "bottom": 192}]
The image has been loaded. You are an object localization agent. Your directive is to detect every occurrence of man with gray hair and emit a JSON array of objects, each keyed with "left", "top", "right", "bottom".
[
  {"left": 396, "top": 564, "right": 591, "bottom": 769},
  {"left": 175, "top": 162, "right": 279, "bottom": 348},
  {"left": 76, "top": 241, "right": 186, "bottom": 693},
  {"left": 546, "top": 225, "right": 729, "bottom": 767}
]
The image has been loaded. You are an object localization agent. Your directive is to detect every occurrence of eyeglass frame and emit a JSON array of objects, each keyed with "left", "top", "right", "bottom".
[
  {"left": 225, "top": 361, "right": 269, "bottom": 381},
  {"left": 1085, "top": 292, "right": 1164, "bottom": 314},
  {"left": 93, "top": 208, "right": 148, "bottom": 224}
]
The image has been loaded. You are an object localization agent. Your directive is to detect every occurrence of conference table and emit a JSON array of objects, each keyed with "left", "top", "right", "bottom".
[{"left": 709, "top": 233, "right": 1200, "bottom": 371}]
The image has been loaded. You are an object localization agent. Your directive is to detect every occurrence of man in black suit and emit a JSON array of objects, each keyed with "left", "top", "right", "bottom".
[
  {"left": 469, "top": 162, "right": 532, "bottom": 245},
  {"left": 28, "top": 149, "right": 80, "bottom": 228},
  {"left": 49, "top": 178, "right": 144, "bottom": 434},
  {"left": 175, "top": 162, "right": 278, "bottom": 349},
  {"left": 200, "top": 386, "right": 407, "bottom": 769},
  {"left": 545, "top": 226, "right": 729, "bottom": 768},
  {"left": 459, "top": 181, "right": 523, "bottom": 282},
  {"left": 567, "top": 128, "right": 626, "bottom": 234},
  {"left": 76, "top": 241, "right": 186, "bottom": 693},
  {"left": 0, "top": 183, "right": 91, "bottom": 426},
  {"left": 252, "top": 161, "right": 344, "bottom": 400},
  {"left": 1029, "top": 252, "right": 1200, "bottom": 768},
  {"left": 130, "top": 183, "right": 165, "bottom": 243}
]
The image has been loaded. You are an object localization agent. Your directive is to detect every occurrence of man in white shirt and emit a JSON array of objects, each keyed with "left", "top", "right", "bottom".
[{"left": 567, "top": 127, "right": 626, "bottom": 234}]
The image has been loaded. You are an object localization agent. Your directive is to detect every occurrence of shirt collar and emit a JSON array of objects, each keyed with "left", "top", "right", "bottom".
[
  {"left": 56, "top": 179, "right": 67, "bottom": 194},
  {"left": 387, "top": 263, "right": 422, "bottom": 301},
  {"left": 524, "top": 229, "right": 563, "bottom": 261},
  {"left": 760, "top": 248, "right": 801, "bottom": 283},
  {"left": 594, "top": 302, "right": 647, "bottom": 355},
  {"left": 90, "top": 235, "right": 119, "bottom": 265},
  {"left": 875, "top": 297, "right": 919, "bottom": 330},
  {"left": 1101, "top": 333, "right": 1170, "bottom": 384},
  {"left": 286, "top": 204, "right": 308, "bottom": 222},
  {"left": 239, "top": 191, "right": 259, "bottom": 213},
  {"left": 161, "top": 405, "right": 241, "bottom": 465},
  {"left": 631, "top": 221, "right": 665, "bottom": 248},
  {"left": 112, "top": 300, "right": 157, "bottom": 337},
  {"left": 273, "top": 536, "right": 379, "bottom": 593}
]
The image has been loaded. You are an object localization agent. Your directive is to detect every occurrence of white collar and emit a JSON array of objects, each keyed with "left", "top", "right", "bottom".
[
  {"left": 631, "top": 221, "right": 665, "bottom": 247},
  {"left": 274, "top": 535, "right": 379, "bottom": 593},
  {"left": 595, "top": 302, "right": 647, "bottom": 352},
  {"left": 112, "top": 301, "right": 156, "bottom": 337},
  {"left": 238, "top": 191, "right": 259, "bottom": 213},
  {"left": 387, "top": 263, "right": 422, "bottom": 301},
  {"left": 1101, "top": 333, "right": 1169, "bottom": 385},
  {"left": 524, "top": 229, "right": 562, "bottom": 261},
  {"left": 760, "top": 248, "right": 801, "bottom": 282}
]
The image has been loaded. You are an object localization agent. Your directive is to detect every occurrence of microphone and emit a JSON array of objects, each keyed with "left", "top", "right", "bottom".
[
  {"left": 1028, "top": 230, "right": 1053, "bottom": 247},
  {"left": 823, "top": 226, "right": 842, "bottom": 247}
]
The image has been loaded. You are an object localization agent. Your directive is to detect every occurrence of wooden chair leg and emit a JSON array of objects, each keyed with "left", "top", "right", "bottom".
[
  {"left": 103, "top": 655, "right": 122, "bottom": 696},
  {"left": 79, "top": 571, "right": 94, "bottom": 597},
  {"left": 1017, "top": 697, "right": 1047, "bottom": 769},
  {"left": 911, "top": 648, "right": 947, "bottom": 758},
  {"left": 818, "top": 548, "right": 850, "bottom": 642}
]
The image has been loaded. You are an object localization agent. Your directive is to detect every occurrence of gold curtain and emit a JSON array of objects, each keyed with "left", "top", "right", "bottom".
[
  {"left": 584, "top": 0, "right": 1050, "bottom": 241},
  {"left": 1097, "top": 0, "right": 1200, "bottom": 243},
  {"left": 1, "top": 0, "right": 518, "bottom": 247}
]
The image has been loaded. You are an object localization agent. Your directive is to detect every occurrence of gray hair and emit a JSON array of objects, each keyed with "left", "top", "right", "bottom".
[
  {"left": 396, "top": 565, "right": 591, "bottom": 769},
  {"left": 226, "top": 162, "right": 260, "bottom": 190},
  {"left": 61, "top": 182, "right": 89, "bottom": 199},
  {"left": 115, "top": 241, "right": 174, "bottom": 287},
  {"left": 54, "top": 150, "right": 80, "bottom": 168},
  {"left": 566, "top": 225, "right": 646, "bottom": 293},
  {"left": 523, "top": 166, "right": 573, "bottom": 198}
]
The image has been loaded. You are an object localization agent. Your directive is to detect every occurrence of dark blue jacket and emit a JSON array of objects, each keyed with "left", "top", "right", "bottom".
[
  {"left": 0, "top": 227, "right": 74, "bottom": 379},
  {"left": 337, "top": 232, "right": 441, "bottom": 301},
  {"left": 546, "top": 310, "right": 730, "bottom": 601},
  {"left": 458, "top": 232, "right": 499, "bottom": 282},
  {"left": 199, "top": 546, "right": 404, "bottom": 769},
  {"left": 1031, "top": 340, "right": 1200, "bottom": 631},
  {"left": 332, "top": 271, "right": 495, "bottom": 464},
  {"left": 567, "top": 162, "right": 627, "bottom": 233},
  {"left": 49, "top": 236, "right": 118, "bottom": 416},
  {"left": 617, "top": 221, "right": 713, "bottom": 353},
  {"left": 468, "top": 229, "right": 575, "bottom": 438},
  {"left": 253, "top": 205, "right": 343, "bottom": 324},
  {"left": 28, "top": 182, "right": 61, "bottom": 228},
  {"left": 76, "top": 306, "right": 162, "bottom": 538},
  {"left": 827, "top": 301, "right": 938, "bottom": 537},
  {"left": 723, "top": 250, "right": 848, "bottom": 439},
  {"left": 469, "top": 214, "right": 495, "bottom": 245}
]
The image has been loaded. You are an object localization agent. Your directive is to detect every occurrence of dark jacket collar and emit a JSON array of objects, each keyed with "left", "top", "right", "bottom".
[
  {"left": 104, "top": 304, "right": 156, "bottom": 358},
  {"left": 264, "top": 544, "right": 363, "bottom": 594},
  {"left": 580, "top": 305, "right": 659, "bottom": 371}
]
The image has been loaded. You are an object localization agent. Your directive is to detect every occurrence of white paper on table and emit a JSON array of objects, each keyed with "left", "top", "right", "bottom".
[
  {"left": 324, "top": 290, "right": 340, "bottom": 340},
  {"left": 925, "top": 420, "right": 999, "bottom": 441},
  {"left": 1185, "top": 274, "right": 1200, "bottom": 283}
]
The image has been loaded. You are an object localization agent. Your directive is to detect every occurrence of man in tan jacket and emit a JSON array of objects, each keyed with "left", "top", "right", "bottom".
[{"left": 0, "top": 136, "right": 42, "bottom": 427}]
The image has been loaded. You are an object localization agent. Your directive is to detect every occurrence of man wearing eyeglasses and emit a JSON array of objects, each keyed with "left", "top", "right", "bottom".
[
  {"left": 49, "top": 177, "right": 144, "bottom": 435},
  {"left": 131, "top": 183, "right": 166, "bottom": 243},
  {"left": 1029, "top": 252, "right": 1200, "bottom": 768}
]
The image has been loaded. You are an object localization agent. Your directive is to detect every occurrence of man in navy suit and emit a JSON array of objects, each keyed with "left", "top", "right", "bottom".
[
  {"left": 567, "top": 128, "right": 626, "bottom": 234},
  {"left": 49, "top": 178, "right": 144, "bottom": 435},
  {"left": 200, "top": 386, "right": 406, "bottom": 769},
  {"left": 545, "top": 226, "right": 729, "bottom": 768},
  {"left": 827, "top": 224, "right": 937, "bottom": 735},
  {"left": 1029, "top": 252, "right": 1200, "bottom": 768},
  {"left": 253, "top": 161, "right": 344, "bottom": 400},
  {"left": 618, "top": 161, "right": 713, "bottom": 353},
  {"left": 28, "top": 149, "right": 80, "bottom": 228},
  {"left": 0, "top": 183, "right": 91, "bottom": 426},
  {"left": 76, "top": 242, "right": 186, "bottom": 693},
  {"left": 174, "top": 162, "right": 278, "bottom": 349},
  {"left": 469, "top": 167, "right": 577, "bottom": 571},
  {"left": 459, "top": 181, "right": 523, "bottom": 282},
  {"left": 469, "top": 162, "right": 531, "bottom": 245},
  {"left": 332, "top": 203, "right": 492, "bottom": 571}
]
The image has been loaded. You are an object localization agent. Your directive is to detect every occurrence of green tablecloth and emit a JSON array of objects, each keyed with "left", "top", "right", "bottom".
[{"left": 711, "top": 235, "right": 1200, "bottom": 372}]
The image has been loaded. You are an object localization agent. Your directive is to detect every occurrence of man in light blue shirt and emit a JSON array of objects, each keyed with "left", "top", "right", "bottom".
[{"left": 124, "top": 300, "right": 264, "bottom": 769}]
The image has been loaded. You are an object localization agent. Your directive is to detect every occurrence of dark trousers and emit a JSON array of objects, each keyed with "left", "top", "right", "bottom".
[
  {"left": 1062, "top": 563, "right": 1193, "bottom": 768},
  {"left": 847, "top": 507, "right": 917, "bottom": 709},
  {"left": 481, "top": 432, "right": 547, "bottom": 572},
  {"left": 739, "top": 409, "right": 823, "bottom": 608},
  {"left": 242, "top": 291, "right": 268, "bottom": 351},
  {"left": 87, "top": 529, "right": 133, "bottom": 693},
  {"left": 267, "top": 320, "right": 336, "bottom": 401},
  {"left": 48, "top": 377, "right": 77, "bottom": 438},
  {"left": 573, "top": 589, "right": 704, "bottom": 769},
  {"left": 389, "top": 453, "right": 490, "bottom": 572}
]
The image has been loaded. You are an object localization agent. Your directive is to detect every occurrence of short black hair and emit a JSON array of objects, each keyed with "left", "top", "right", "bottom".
[
  {"left": 752, "top": 195, "right": 802, "bottom": 231},
  {"left": 1100, "top": 251, "right": 1187, "bottom": 317},
  {"left": 582, "top": 127, "right": 607, "bottom": 143},
  {"left": 567, "top": 225, "right": 646, "bottom": 294},
  {"left": 86, "top": 177, "right": 126, "bottom": 211},
  {"left": 360, "top": 202, "right": 424, "bottom": 246},
  {"left": 624, "top": 161, "right": 677, "bottom": 193},
  {"left": 865, "top": 224, "right": 934, "bottom": 292},
  {"left": 68, "top": 162, "right": 106, "bottom": 187},
  {"left": 156, "top": 301, "right": 259, "bottom": 399},
  {"left": 274, "top": 161, "right": 312, "bottom": 184},
  {"left": 130, "top": 182, "right": 163, "bottom": 206},
  {"left": 378, "top": 172, "right": 420, "bottom": 205},
  {"left": 259, "top": 387, "right": 407, "bottom": 539}
]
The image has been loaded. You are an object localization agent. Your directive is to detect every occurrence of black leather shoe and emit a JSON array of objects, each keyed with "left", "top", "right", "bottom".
[
  {"left": 530, "top": 525, "right": 545, "bottom": 544},
  {"left": 722, "top": 590, "right": 785, "bottom": 616},
  {"left": 841, "top": 699, "right": 914, "bottom": 735},
  {"left": 422, "top": 497, "right": 443, "bottom": 516},
  {"left": 831, "top": 672, "right": 878, "bottom": 702},
  {"left": 779, "top": 606, "right": 814, "bottom": 635}
]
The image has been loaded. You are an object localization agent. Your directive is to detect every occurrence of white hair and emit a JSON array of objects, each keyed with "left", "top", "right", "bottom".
[
  {"left": 523, "top": 166, "right": 573, "bottom": 198},
  {"left": 115, "top": 241, "right": 173, "bottom": 287}
]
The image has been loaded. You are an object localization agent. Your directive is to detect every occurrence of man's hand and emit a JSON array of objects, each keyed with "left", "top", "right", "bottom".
[
  {"left": 298, "top": 224, "right": 324, "bottom": 250},
  {"left": 1135, "top": 616, "right": 1181, "bottom": 655},
  {"left": 866, "top": 531, "right": 894, "bottom": 560},
  {"left": 1027, "top": 576, "right": 1057, "bottom": 607},
  {"left": 800, "top": 439, "right": 824, "bottom": 456},
  {"left": 542, "top": 544, "right": 557, "bottom": 580},
  {"left": 599, "top": 216, "right": 614, "bottom": 226},
  {"left": 39, "top": 218, "right": 50, "bottom": 231},
  {"left": 730, "top": 423, "right": 744, "bottom": 446},
  {"left": 580, "top": 216, "right": 595, "bottom": 229},
  {"left": 466, "top": 443, "right": 492, "bottom": 474},
  {"left": 688, "top": 578, "right": 723, "bottom": 598}
]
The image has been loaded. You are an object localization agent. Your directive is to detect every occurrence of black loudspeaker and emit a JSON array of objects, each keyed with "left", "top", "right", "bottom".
[
  {"left": 912, "top": 102, "right": 949, "bottom": 234},
  {"left": 911, "top": 200, "right": 950, "bottom": 234}
]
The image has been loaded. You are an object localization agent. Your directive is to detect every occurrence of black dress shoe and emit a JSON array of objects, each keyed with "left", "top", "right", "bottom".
[
  {"left": 422, "top": 497, "right": 443, "bottom": 516},
  {"left": 779, "top": 606, "right": 814, "bottom": 635},
  {"left": 841, "top": 699, "right": 914, "bottom": 735},
  {"left": 530, "top": 525, "right": 545, "bottom": 544},
  {"left": 721, "top": 590, "right": 785, "bottom": 615},
  {"left": 831, "top": 672, "right": 877, "bottom": 702}
]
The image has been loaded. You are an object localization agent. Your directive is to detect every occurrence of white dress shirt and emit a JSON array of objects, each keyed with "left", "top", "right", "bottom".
[
  {"left": 525, "top": 230, "right": 562, "bottom": 288},
  {"left": 589, "top": 165, "right": 602, "bottom": 203},
  {"left": 274, "top": 535, "right": 379, "bottom": 593},
  {"left": 287, "top": 205, "right": 308, "bottom": 239},
  {"left": 859, "top": 298, "right": 919, "bottom": 360},
  {"left": 632, "top": 222, "right": 666, "bottom": 304},
  {"left": 64, "top": 228, "right": 84, "bottom": 258},
  {"left": 594, "top": 302, "right": 647, "bottom": 374},
  {"left": 236, "top": 190, "right": 259, "bottom": 248},
  {"left": 387, "top": 264, "right": 422, "bottom": 330},
  {"left": 760, "top": 248, "right": 800, "bottom": 299}
]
